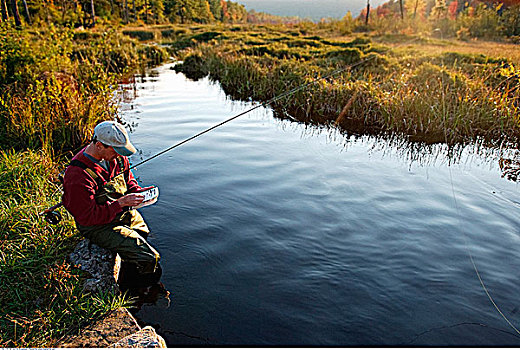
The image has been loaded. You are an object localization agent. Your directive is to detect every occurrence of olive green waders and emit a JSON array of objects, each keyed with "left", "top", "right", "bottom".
[{"left": 76, "top": 169, "right": 160, "bottom": 274}]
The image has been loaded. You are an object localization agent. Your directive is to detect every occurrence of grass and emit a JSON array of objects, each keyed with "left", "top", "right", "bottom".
[
  {"left": 170, "top": 24, "right": 520, "bottom": 146},
  {"left": 0, "top": 150, "right": 130, "bottom": 347}
]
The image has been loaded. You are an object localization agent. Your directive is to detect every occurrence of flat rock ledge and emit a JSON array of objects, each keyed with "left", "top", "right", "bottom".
[
  {"left": 110, "top": 326, "right": 167, "bottom": 348},
  {"left": 61, "top": 239, "right": 166, "bottom": 348},
  {"left": 69, "top": 238, "right": 121, "bottom": 294}
]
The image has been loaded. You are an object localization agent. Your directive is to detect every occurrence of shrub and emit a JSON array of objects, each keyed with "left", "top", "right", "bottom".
[{"left": 173, "top": 53, "right": 209, "bottom": 80}]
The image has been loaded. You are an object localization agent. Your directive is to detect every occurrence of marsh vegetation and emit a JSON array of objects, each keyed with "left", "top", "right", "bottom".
[{"left": 171, "top": 22, "right": 519, "bottom": 147}]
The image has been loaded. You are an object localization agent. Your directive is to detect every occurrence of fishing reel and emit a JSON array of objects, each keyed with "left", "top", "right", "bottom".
[
  {"left": 40, "top": 202, "right": 64, "bottom": 225},
  {"left": 44, "top": 210, "right": 62, "bottom": 225}
]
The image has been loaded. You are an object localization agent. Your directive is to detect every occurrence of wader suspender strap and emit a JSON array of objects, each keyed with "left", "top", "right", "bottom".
[
  {"left": 69, "top": 159, "right": 104, "bottom": 189},
  {"left": 117, "top": 157, "right": 128, "bottom": 182},
  {"left": 70, "top": 158, "right": 128, "bottom": 184}
]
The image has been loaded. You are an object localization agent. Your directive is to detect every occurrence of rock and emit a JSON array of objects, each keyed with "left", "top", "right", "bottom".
[
  {"left": 60, "top": 308, "right": 140, "bottom": 348},
  {"left": 110, "top": 326, "right": 167, "bottom": 348},
  {"left": 69, "top": 239, "right": 121, "bottom": 293},
  {"left": 64, "top": 239, "right": 168, "bottom": 348}
]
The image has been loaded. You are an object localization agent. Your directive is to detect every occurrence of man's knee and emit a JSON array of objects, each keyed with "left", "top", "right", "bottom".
[{"left": 118, "top": 231, "right": 160, "bottom": 271}]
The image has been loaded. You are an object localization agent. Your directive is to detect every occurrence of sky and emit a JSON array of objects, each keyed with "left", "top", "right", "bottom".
[{"left": 235, "top": 0, "right": 389, "bottom": 21}]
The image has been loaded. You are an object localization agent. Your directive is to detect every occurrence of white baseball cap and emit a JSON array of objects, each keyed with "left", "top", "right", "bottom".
[{"left": 93, "top": 121, "right": 136, "bottom": 156}]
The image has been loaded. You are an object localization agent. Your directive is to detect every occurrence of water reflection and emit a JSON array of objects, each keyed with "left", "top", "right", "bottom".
[
  {"left": 116, "top": 69, "right": 518, "bottom": 173},
  {"left": 500, "top": 158, "right": 520, "bottom": 182}
]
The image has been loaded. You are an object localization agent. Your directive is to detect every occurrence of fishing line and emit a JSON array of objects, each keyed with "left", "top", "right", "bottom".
[
  {"left": 440, "top": 74, "right": 520, "bottom": 336},
  {"left": 467, "top": 172, "right": 520, "bottom": 210},
  {"left": 447, "top": 162, "right": 520, "bottom": 336},
  {"left": 408, "top": 322, "right": 520, "bottom": 344}
]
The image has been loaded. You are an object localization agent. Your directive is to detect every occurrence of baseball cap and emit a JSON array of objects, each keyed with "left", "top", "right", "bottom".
[{"left": 93, "top": 121, "right": 137, "bottom": 156}]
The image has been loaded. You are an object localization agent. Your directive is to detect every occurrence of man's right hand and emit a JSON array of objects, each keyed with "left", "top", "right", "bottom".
[{"left": 117, "top": 193, "right": 144, "bottom": 207}]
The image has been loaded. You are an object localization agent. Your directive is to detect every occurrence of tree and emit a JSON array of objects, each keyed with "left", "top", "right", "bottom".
[
  {"left": 431, "top": 0, "right": 447, "bottom": 18},
  {"left": 413, "top": 0, "right": 420, "bottom": 17},
  {"left": 10, "top": 0, "right": 21, "bottom": 26},
  {"left": 208, "top": 0, "right": 222, "bottom": 20},
  {"left": 222, "top": 0, "right": 245, "bottom": 23},
  {"left": 21, "top": 0, "right": 31, "bottom": 24},
  {"left": 123, "top": 0, "right": 129, "bottom": 23},
  {"left": 404, "top": 0, "right": 426, "bottom": 18},
  {"left": 1, "top": 0, "right": 8, "bottom": 22},
  {"left": 365, "top": 0, "right": 370, "bottom": 25},
  {"left": 90, "top": 0, "right": 96, "bottom": 26},
  {"left": 399, "top": 0, "right": 404, "bottom": 19}
]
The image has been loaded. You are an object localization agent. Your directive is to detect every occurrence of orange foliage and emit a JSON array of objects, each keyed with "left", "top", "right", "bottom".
[{"left": 448, "top": 0, "right": 458, "bottom": 18}]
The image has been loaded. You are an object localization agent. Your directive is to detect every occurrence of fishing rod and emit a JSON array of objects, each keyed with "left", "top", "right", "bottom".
[
  {"left": 42, "top": 37, "right": 424, "bottom": 223},
  {"left": 39, "top": 51, "right": 378, "bottom": 224},
  {"left": 126, "top": 55, "right": 379, "bottom": 172}
]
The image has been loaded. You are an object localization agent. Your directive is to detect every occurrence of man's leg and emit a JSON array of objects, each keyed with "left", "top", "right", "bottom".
[{"left": 85, "top": 224, "right": 160, "bottom": 274}]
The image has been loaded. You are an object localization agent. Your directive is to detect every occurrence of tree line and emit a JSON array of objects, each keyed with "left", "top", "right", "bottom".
[
  {"left": 361, "top": 0, "right": 519, "bottom": 23},
  {"left": 0, "top": 0, "right": 248, "bottom": 28}
]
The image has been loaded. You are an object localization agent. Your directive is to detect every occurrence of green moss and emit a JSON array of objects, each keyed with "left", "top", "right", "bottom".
[
  {"left": 325, "top": 47, "right": 363, "bottom": 64},
  {"left": 191, "top": 31, "right": 222, "bottom": 42}
]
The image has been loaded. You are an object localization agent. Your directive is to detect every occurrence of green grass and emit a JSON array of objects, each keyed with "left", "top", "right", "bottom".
[
  {"left": 170, "top": 24, "right": 520, "bottom": 146},
  {"left": 0, "top": 150, "right": 131, "bottom": 347}
]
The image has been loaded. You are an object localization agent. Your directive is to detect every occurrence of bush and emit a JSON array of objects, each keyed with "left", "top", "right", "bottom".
[
  {"left": 138, "top": 44, "right": 170, "bottom": 66},
  {"left": 0, "top": 29, "right": 34, "bottom": 85},
  {"left": 457, "top": 4, "right": 501, "bottom": 39},
  {"left": 499, "top": 5, "right": 520, "bottom": 37},
  {"left": 174, "top": 53, "right": 209, "bottom": 80}
]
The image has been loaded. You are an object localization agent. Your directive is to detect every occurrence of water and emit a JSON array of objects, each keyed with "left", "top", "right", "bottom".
[
  {"left": 119, "top": 63, "right": 520, "bottom": 346},
  {"left": 236, "top": 0, "right": 388, "bottom": 21}
]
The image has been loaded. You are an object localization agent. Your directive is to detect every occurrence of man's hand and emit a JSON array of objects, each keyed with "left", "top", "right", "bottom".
[{"left": 117, "top": 193, "right": 144, "bottom": 207}]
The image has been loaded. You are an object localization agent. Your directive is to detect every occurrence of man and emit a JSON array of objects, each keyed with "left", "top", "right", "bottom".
[{"left": 63, "top": 120, "right": 161, "bottom": 279}]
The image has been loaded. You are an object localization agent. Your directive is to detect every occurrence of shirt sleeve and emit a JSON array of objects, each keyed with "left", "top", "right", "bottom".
[{"left": 62, "top": 166, "right": 123, "bottom": 226}]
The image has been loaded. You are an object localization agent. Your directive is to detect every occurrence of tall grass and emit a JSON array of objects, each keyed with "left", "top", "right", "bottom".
[
  {"left": 0, "top": 150, "right": 130, "bottom": 347},
  {"left": 172, "top": 25, "right": 520, "bottom": 146},
  {"left": 0, "top": 23, "right": 169, "bottom": 157}
]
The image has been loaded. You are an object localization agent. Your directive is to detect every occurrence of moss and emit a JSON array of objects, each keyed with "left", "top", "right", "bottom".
[
  {"left": 191, "top": 31, "right": 222, "bottom": 42},
  {"left": 325, "top": 47, "right": 363, "bottom": 64}
]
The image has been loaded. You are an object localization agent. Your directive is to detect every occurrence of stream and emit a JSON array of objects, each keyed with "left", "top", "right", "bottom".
[{"left": 119, "top": 62, "right": 520, "bottom": 346}]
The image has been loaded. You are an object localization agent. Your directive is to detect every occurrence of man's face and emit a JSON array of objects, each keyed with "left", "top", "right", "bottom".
[{"left": 99, "top": 142, "right": 120, "bottom": 161}]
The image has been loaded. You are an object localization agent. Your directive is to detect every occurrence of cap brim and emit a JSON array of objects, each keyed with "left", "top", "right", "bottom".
[{"left": 113, "top": 143, "right": 137, "bottom": 157}]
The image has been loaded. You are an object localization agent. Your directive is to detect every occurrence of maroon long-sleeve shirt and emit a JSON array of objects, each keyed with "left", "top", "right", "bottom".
[{"left": 62, "top": 147, "right": 142, "bottom": 226}]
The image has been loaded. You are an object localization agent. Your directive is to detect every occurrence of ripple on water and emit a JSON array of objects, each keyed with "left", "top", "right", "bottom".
[{"left": 123, "top": 64, "right": 520, "bottom": 346}]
